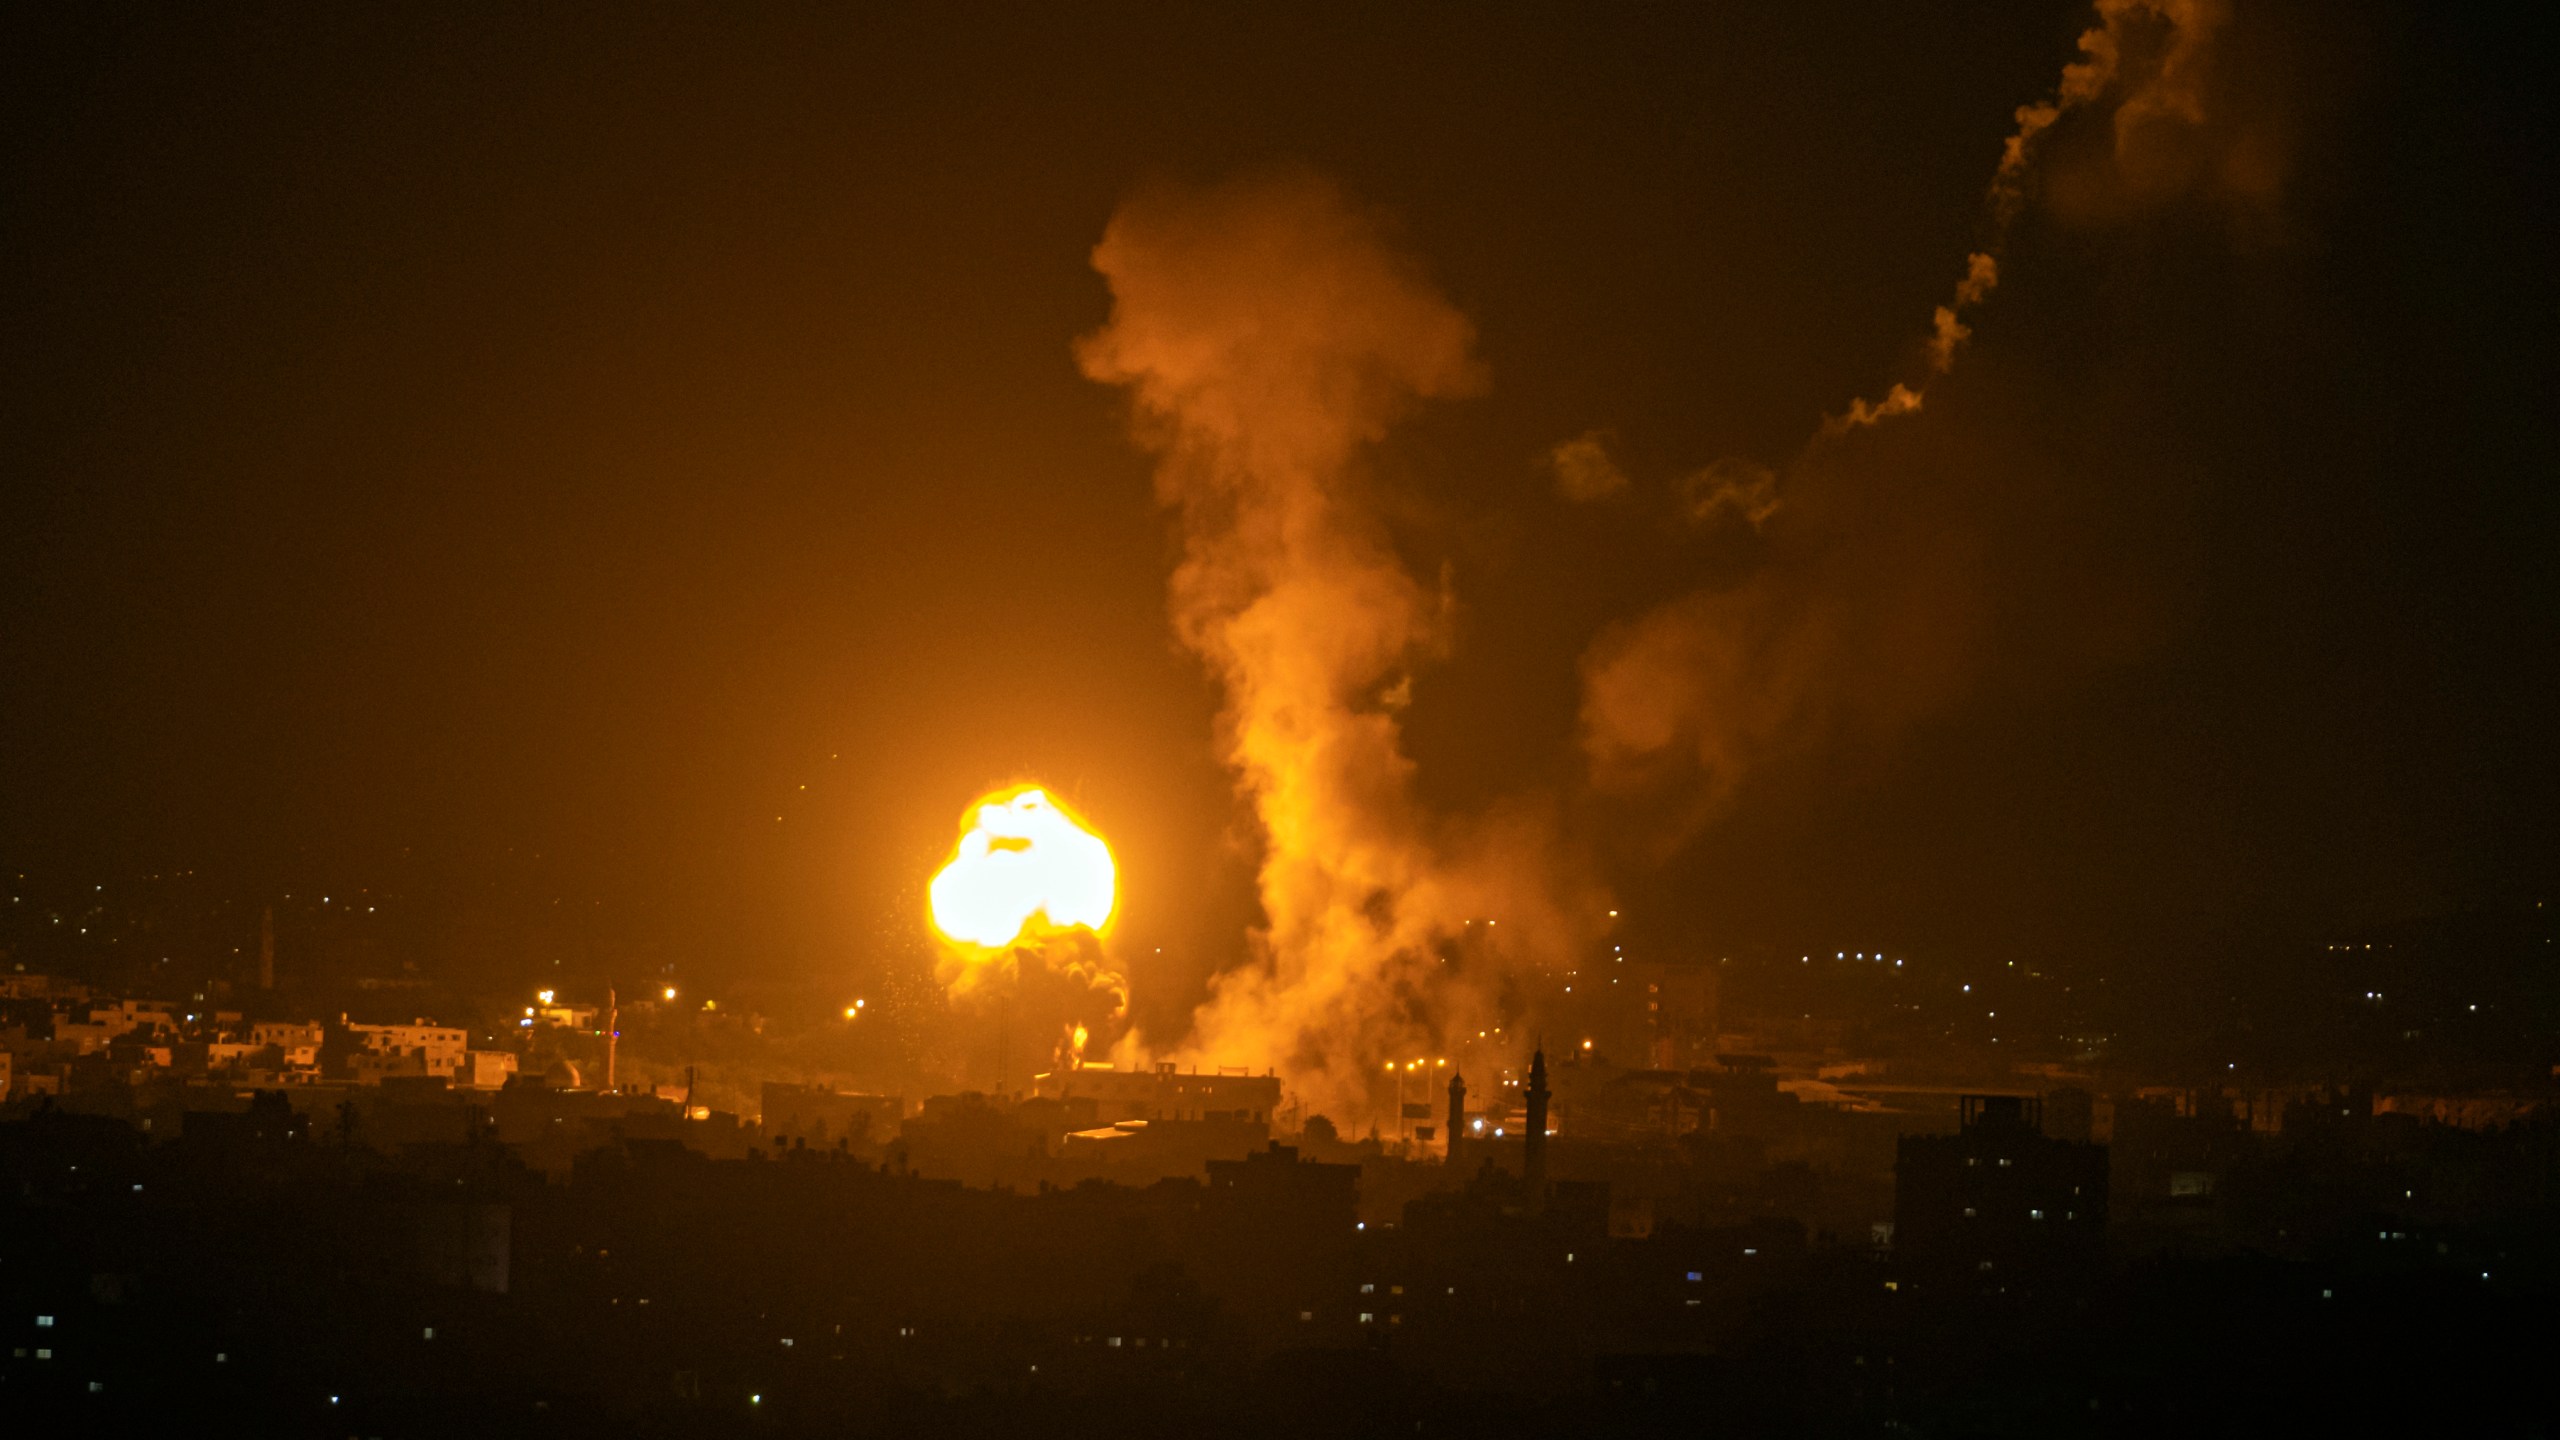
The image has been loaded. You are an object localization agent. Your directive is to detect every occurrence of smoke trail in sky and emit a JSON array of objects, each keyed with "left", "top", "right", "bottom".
[{"left": 1581, "top": 0, "right": 2261, "bottom": 820}]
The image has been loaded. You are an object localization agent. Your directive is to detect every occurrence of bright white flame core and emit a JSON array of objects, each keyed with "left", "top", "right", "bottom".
[{"left": 929, "top": 788, "right": 1116, "bottom": 949}]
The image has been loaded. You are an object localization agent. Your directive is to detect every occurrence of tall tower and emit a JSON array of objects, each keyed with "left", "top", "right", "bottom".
[
  {"left": 1445, "top": 1068, "right": 1468, "bottom": 1169},
  {"left": 1523, "top": 1045, "right": 1550, "bottom": 1212}
]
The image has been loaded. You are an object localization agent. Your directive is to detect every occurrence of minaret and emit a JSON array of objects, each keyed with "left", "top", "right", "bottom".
[
  {"left": 605, "top": 986, "right": 619, "bottom": 1093},
  {"left": 1523, "top": 1044, "right": 1550, "bottom": 1212},
  {"left": 1445, "top": 1068, "right": 1468, "bottom": 1168}
]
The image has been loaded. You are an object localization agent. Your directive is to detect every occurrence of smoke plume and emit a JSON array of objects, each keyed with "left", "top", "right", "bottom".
[
  {"left": 1835, "top": 0, "right": 2238, "bottom": 435},
  {"left": 1078, "top": 170, "right": 1597, "bottom": 1115},
  {"left": 1550, "top": 430, "right": 1631, "bottom": 502},
  {"left": 1580, "top": 0, "right": 2266, "bottom": 819}
]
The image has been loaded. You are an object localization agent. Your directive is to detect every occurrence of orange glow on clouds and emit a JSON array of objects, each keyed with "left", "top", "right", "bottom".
[{"left": 928, "top": 787, "right": 1116, "bottom": 949}]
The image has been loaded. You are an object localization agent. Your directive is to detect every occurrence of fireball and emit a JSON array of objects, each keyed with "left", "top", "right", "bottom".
[{"left": 928, "top": 786, "right": 1117, "bottom": 949}]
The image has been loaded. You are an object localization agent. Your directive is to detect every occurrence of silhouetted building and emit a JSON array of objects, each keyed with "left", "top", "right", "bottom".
[
  {"left": 762, "top": 1081, "right": 899, "bottom": 1147},
  {"left": 1894, "top": 1094, "right": 2107, "bottom": 1296},
  {"left": 2045, "top": 1085, "right": 2095, "bottom": 1143},
  {"left": 1035, "top": 1061, "right": 1280, "bottom": 1124}
]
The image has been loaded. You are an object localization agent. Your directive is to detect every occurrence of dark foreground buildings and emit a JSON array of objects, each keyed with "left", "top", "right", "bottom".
[
  {"left": 0, "top": 1082, "right": 2553, "bottom": 1438},
  {"left": 1894, "top": 1094, "right": 2108, "bottom": 1298}
]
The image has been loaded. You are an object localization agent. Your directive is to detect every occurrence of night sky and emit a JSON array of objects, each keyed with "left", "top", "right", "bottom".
[{"left": 4, "top": 2, "right": 2552, "bottom": 1029}]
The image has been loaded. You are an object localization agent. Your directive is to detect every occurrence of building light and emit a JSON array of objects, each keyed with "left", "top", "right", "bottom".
[{"left": 1686, "top": 1271, "right": 1702, "bottom": 1282}]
